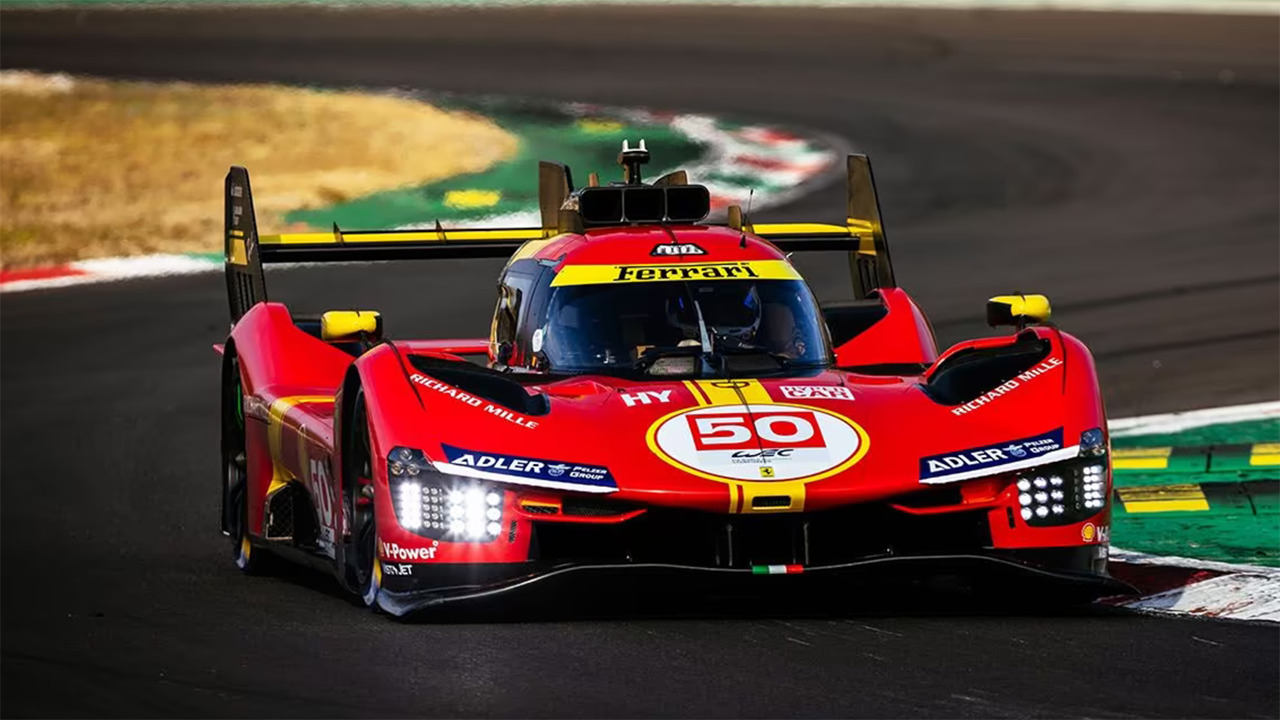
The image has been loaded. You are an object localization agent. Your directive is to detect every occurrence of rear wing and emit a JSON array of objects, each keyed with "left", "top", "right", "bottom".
[
  {"left": 222, "top": 166, "right": 549, "bottom": 322},
  {"left": 733, "top": 155, "right": 895, "bottom": 299},
  {"left": 223, "top": 154, "right": 894, "bottom": 322}
]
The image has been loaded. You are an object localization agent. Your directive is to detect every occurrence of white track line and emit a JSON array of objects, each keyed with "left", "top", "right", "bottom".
[{"left": 1110, "top": 401, "right": 1280, "bottom": 437}]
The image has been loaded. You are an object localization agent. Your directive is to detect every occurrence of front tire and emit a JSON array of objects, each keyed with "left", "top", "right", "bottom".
[
  {"left": 342, "top": 388, "right": 382, "bottom": 610},
  {"left": 223, "top": 354, "right": 272, "bottom": 575}
]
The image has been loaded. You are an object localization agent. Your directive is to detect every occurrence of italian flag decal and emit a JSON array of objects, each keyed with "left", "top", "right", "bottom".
[{"left": 752, "top": 565, "right": 804, "bottom": 575}]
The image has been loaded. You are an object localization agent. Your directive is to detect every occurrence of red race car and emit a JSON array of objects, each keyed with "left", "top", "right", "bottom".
[{"left": 218, "top": 143, "right": 1121, "bottom": 615}]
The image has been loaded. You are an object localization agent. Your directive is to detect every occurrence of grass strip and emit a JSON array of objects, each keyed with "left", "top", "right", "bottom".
[{"left": 0, "top": 71, "right": 516, "bottom": 269}]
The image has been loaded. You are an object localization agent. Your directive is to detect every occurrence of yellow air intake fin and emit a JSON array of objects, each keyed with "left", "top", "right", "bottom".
[
  {"left": 321, "top": 310, "right": 383, "bottom": 342},
  {"left": 987, "top": 294, "right": 1051, "bottom": 329}
]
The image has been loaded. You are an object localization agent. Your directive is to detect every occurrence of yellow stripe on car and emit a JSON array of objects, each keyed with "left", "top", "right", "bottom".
[
  {"left": 551, "top": 259, "right": 801, "bottom": 287},
  {"left": 266, "top": 395, "right": 333, "bottom": 488}
]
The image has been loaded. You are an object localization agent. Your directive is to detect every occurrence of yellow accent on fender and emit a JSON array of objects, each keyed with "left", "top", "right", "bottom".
[
  {"left": 1116, "top": 484, "right": 1210, "bottom": 513},
  {"left": 1113, "top": 447, "right": 1173, "bottom": 471},
  {"left": 267, "top": 395, "right": 334, "bottom": 487},
  {"left": 320, "top": 310, "right": 381, "bottom": 341},
  {"left": 229, "top": 238, "right": 249, "bottom": 265},
  {"left": 551, "top": 260, "right": 801, "bottom": 287}
]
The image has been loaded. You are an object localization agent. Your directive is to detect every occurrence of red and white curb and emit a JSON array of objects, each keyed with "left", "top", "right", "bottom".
[
  {"left": 0, "top": 253, "right": 220, "bottom": 293},
  {"left": 1107, "top": 549, "right": 1280, "bottom": 622},
  {"left": 565, "top": 103, "right": 841, "bottom": 213}
]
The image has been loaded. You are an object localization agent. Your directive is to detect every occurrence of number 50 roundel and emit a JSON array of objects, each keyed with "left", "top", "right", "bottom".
[{"left": 646, "top": 404, "right": 869, "bottom": 482}]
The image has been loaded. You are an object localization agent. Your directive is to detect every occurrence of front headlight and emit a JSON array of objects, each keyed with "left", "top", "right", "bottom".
[
  {"left": 1015, "top": 456, "right": 1109, "bottom": 527},
  {"left": 388, "top": 447, "right": 505, "bottom": 542}
]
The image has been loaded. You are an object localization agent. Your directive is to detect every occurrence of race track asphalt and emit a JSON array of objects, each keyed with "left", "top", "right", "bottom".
[{"left": 1, "top": 6, "right": 1278, "bottom": 718}]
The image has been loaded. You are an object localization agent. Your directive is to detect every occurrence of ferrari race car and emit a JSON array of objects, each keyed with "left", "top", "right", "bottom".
[{"left": 218, "top": 142, "right": 1121, "bottom": 616}]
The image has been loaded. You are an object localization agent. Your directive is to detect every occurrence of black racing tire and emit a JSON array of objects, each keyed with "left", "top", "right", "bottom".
[
  {"left": 341, "top": 387, "right": 383, "bottom": 611},
  {"left": 223, "top": 353, "right": 273, "bottom": 575}
]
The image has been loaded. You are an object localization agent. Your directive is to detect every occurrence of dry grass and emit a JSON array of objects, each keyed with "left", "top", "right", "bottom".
[{"left": 0, "top": 71, "right": 517, "bottom": 269}]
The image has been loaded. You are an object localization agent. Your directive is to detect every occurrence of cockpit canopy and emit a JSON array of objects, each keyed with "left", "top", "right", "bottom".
[{"left": 493, "top": 259, "right": 832, "bottom": 378}]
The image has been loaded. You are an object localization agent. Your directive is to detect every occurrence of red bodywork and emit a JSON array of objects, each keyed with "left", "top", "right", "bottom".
[{"left": 225, "top": 224, "right": 1115, "bottom": 608}]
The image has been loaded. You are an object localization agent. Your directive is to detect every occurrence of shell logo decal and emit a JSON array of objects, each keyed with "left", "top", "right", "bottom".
[{"left": 646, "top": 403, "right": 869, "bottom": 483}]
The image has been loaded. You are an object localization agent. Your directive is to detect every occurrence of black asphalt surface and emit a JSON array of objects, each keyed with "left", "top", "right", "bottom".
[{"left": 2, "top": 6, "right": 1278, "bottom": 718}]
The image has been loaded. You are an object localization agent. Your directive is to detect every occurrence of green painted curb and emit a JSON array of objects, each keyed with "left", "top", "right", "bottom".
[
  {"left": 286, "top": 103, "right": 704, "bottom": 230},
  {"left": 1113, "top": 441, "right": 1279, "bottom": 475},
  {"left": 1112, "top": 417, "right": 1280, "bottom": 449}
]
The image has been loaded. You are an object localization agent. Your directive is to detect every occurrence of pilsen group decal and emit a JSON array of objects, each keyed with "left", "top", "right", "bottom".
[
  {"left": 438, "top": 444, "right": 617, "bottom": 492},
  {"left": 919, "top": 428, "right": 1066, "bottom": 484},
  {"left": 950, "top": 357, "right": 1062, "bottom": 416},
  {"left": 647, "top": 404, "right": 869, "bottom": 482},
  {"left": 551, "top": 260, "right": 802, "bottom": 286}
]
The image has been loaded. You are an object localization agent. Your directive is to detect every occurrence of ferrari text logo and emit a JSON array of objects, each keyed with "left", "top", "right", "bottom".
[
  {"left": 551, "top": 259, "right": 802, "bottom": 286},
  {"left": 614, "top": 262, "right": 757, "bottom": 282}
]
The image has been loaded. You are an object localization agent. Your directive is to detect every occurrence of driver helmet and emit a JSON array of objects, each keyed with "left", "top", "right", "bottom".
[{"left": 663, "top": 284, "right": 763, "bottom": 347}]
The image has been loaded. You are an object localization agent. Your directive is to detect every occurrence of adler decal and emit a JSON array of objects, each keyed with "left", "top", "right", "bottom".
[
  {"left": 919, "top": 428, "right": 1068, "bottom": 484},
  {"left": 648, "top": 404, "right": 868, "bottom": 482}
]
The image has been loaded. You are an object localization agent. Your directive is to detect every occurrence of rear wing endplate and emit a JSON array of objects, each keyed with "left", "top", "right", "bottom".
[
  {"left": 222, "top": 166, "right": 549, "bottom": 323},
  {"left": 730, "top": 154, "right": 895, "bottom": 299}
]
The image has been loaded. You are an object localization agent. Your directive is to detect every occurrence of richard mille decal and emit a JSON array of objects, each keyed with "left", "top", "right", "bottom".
[
  {"left": 648, "top": 404, "right": 868, "bottom": 482},
  {"left": 409, "top": 373, "right": 539, "bottom": 429},
  {"left": 950, "top": 357, "right": 1063, "bottom": 416}
]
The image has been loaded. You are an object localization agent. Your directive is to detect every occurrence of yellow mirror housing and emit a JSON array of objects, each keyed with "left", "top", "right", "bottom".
[
  {"left": 321, "top": 310, "right": 382, "bottom": 342},
  {"left": 986, "top": 294, "right": 1051, "bottom": 328}
]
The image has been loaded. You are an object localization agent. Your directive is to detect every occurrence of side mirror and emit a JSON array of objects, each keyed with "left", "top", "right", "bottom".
[
  {"left": 495, "top": 341, "right": 514, "bottom": 366},
  {"left": 986, "top": 294, "right": 1051, "bottom": 329},
  {"left": 321, "top": 310, "right": 382, "bottom": 342}
]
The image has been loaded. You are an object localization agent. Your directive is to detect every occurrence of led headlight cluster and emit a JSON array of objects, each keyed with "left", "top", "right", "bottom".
[
  {"left": 1081, "top": 463, "right": 1107, "bottom": 510},
  {"left": 388, "top": 447, "right": 504, "bottom": 542},
  {"left": 1015, "top": 460, "right": 1109, "bottom": 527},
  {"left": 1016, "top": 474, "right": 1066, "bottom": 521}
]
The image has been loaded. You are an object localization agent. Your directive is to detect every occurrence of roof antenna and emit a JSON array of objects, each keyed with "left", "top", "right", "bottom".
[
  {"left": 618, "top": 139, "right": 650, "bottom": 186},
  {"left": 434, "top": 219, "right": 447, "bottom": 242},
  {"left": 739, "top": 188, "right": 754, "bottom": 249},
  {"left": 332, "top": 222, "right": 345, "bottom": 245}
]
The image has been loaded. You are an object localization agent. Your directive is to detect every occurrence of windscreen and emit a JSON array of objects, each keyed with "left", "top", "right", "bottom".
[{"left": 533, "top": 279, "right": 830, "bottom": 377}]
